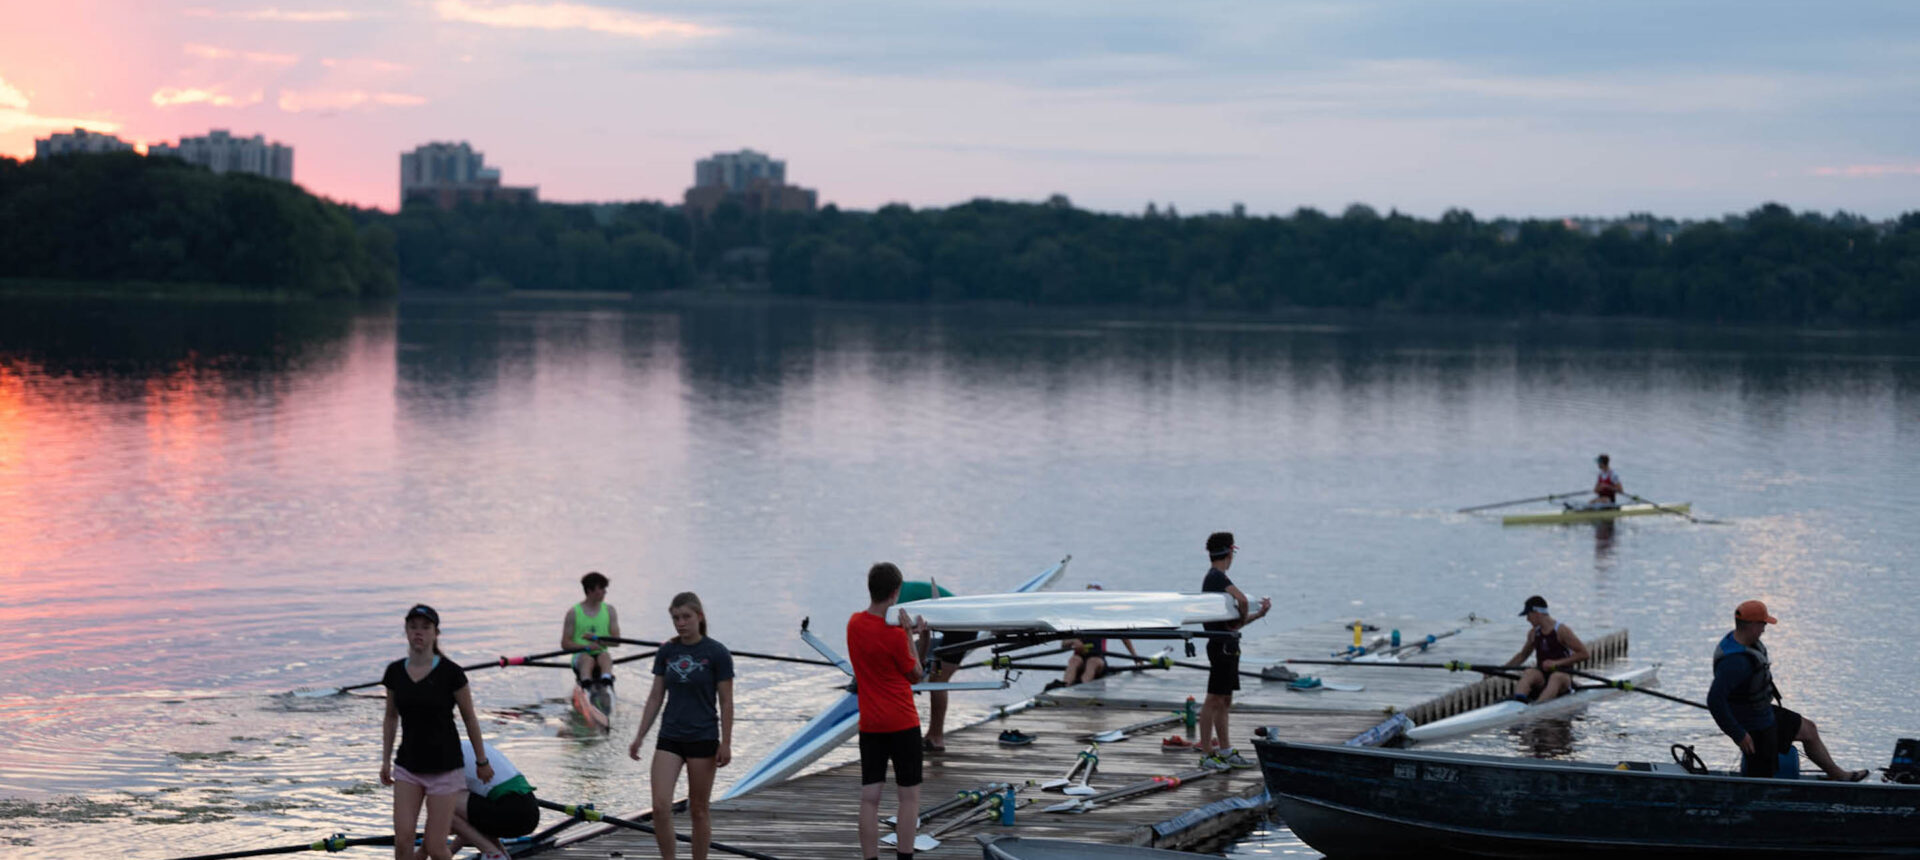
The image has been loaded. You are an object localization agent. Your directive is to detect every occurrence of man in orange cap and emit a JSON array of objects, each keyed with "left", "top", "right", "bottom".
[{"left": 1706, "top": 599, "right": 1867, "bottom": 781}]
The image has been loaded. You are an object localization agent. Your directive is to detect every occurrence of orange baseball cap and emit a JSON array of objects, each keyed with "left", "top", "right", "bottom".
[{"left": 1735, "top": 600, "right": 1778, "bottom": 624}]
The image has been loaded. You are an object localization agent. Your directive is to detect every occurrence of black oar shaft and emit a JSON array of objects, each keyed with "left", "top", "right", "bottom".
[
  {"left": 1458, "top": 490, "right": 1591, "bottom": 513},
  {"left": 596, "top": 637, "right": 833, "bottom": 668},
  {"left": 165, "top": 834, "right": 392, "bottom": 860},
  {"left": 536, "top": 801, "right": 782, "bottom": 860},
  {"left": 1561, "top": 668, "right": 1708, "bottom": 710}
]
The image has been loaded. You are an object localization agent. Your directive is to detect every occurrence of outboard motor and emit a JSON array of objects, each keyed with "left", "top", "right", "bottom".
[{"left": 1888, "top": 738, "right": 1919, "bottom": 784}]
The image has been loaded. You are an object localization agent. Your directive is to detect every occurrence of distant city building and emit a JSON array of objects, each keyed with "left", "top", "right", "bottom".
[
  {"left": 34, "top": 128, "right": 135, "bottom": 159},
  {"left": 149, "top": 129, "right": 293, "bottom": 182},
  {"left": 399, "top": 141, "right": 535, "bottom": 210},
  {"left": 685, "top": 148, "right": 816, "bottom": 218}
]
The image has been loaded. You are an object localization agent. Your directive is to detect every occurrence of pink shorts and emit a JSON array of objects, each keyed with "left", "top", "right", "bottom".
[{"left": 392, "top": 763, "right": 467, "bottom": 797}]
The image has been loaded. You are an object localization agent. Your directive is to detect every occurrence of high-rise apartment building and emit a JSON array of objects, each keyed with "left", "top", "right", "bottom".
[
  {"left": 34, "top": 128, "right": 135, "bottom": 159},
  {"left": 399, "top": 141, "right": 534, "bottom": 209},
  {"left": 149, "top": 129, "right": 294, "bottom": 182},
  {"left": 685, "top": 148, "right": 816, "bottom": 217}
]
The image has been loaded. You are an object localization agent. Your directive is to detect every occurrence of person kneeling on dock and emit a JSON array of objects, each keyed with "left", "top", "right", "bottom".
[
  {"left": 442, "top": 741, "right": 539, "bottom": 860},
  {"left": 850, "top": 562, "right": 932, "bottom": 860},
  {"left": 1707, "top": 600, "right": 1868, "bottom": 781},
  {"left": 1503, "top": 595, "right": 1588, "bottom": 704}
]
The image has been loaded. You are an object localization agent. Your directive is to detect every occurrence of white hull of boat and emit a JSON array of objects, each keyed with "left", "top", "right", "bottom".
[{"left": 1403, "top": 665, "right": 1659, "bottom": 743}]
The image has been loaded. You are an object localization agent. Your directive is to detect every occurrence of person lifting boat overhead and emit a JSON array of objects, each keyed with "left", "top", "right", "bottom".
[
  {"left": 849, "top": 562, "right": 932, "bottom": 860},
  {"left": 561, "top": 571, "right": 621, "bottom": 693},
  {"left": 1197, "top": 532, "right": 1271, "bottom": 772},
  {"left": 1049, "top": 583, "right": 1139, "bottom": 689},
  {"left": 626, "top": 592, "right": 734, "bottom": 860},
  {"left": 1503, "top": 596, "right": 1588, "bottom": 704},
  {"left": 1707, "top": 600, "right": 1868, "bottom": 781},
  {"left": 1590, "top": 454, "right": 1623, "bottom": 507},
  {"left": 896, "top": 578, "right": 971, "bottom": 754}
]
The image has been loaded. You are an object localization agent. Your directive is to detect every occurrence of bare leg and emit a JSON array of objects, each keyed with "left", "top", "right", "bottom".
[
  {"left": 393, "top": 781, "right": 426, "bottom": 860},
  {"left": 420, "top": 792, "right": 458, "bottom": 860},
  {"left": 685, "top": 755, "right": 718, "bottom": 860},
  {"left": 858, "top": 781, "right": 884, "bottom": 859},
  {"left": 1514, "top": 668, "right": 1545, "bottom": 699},
  {"left": 446, "top": 792, "right": 503, "bottom": 858},
  {"left": 926, "top": 662, "right": 957, "bottom": 746},
  {"left": 1212, "top": 694, "right": 1233, "bottom": 753},
  {"left": 1198, "top": 694, "right": 1224, "bottom": 753},
  {"left": 1535, "top": 672, "right": 1575, "bottom": 703},
  {"left": 1078, "top": 656, "right": 1107, "bottom": 684},
  {"left": 1060, "top": 654, "right": 1084, "bottom": 685},
  {"left": 1795, "top": 717, "right": 1858, "bottom": 779},
  {"left": 895, "top": 783, "right": 922, "bottom": 854},
  {"left": 652, "top": 750, "right": 686, "bottom": 860},
  {"left": 595, "top": 651, "right": 614, "bottom": 680}
]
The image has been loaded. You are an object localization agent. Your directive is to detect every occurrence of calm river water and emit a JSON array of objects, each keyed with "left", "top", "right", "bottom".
[{"left": 0, "top": 294, "right": 1915, "bottom": 858}]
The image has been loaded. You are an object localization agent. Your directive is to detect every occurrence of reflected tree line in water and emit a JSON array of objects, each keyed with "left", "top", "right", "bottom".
[{"left": 5, "top": 154, "right": 1920, "bottom": 324}]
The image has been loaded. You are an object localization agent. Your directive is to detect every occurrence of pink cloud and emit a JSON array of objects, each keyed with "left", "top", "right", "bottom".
[
  {"left": 320, "top": 57, "right": 412, "bottom": 73},
  {"left": 181, "top": 7, "right": 375, "bottom": 23},
  {"left": 184, "top": 44, "right": 301, "bottom": 66},
  {"left": 276, "top": 89, "right": 426, "bottom": 112},
  {"left": 1810, "top": 164, "right": 1920, "bottom": 178},
  {"left": 433, "top": 0, "right": 719, "bottom": 39},
  {"left": 150, "top": 86, "right": 264, "bottom": 108},
  {"left": 0, "top": 74, "right": 122, "bottom": 136}
]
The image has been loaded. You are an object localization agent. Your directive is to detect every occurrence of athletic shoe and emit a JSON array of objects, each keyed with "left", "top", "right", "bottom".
[
  {"left": 1222, "top": 749, "right": 1256, "bottom": 769},
  {"left": 1199, "top": 754, "right": 1232, "bottom": 772},
  {"left": 998, "top": 729, "right": 1036, "bottom": 746}
]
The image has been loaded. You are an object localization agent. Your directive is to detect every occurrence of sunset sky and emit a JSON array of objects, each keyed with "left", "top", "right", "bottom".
[{"left": 3, "top": 1, "right": 1916, "bottom": 217}]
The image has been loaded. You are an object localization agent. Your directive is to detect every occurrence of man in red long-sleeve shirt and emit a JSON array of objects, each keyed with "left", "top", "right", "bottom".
[{"left": 848, "top": 562, "right": 931, "bottom": 860}]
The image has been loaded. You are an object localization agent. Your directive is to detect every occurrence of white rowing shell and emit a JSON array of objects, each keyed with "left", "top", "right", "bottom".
[
  {"left": 1403, "top": 665, "right": 1659, "bottom": 743},
  {"left": 899, "top": 591, "right": 1240, "bottom": 632}
]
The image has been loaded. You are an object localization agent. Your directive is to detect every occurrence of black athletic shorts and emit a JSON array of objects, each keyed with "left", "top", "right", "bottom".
[
  {"left": 1741, "top": 706, "right": 1804, "bottom": 778},
  {"left": 1206, "top": 637, "right": 1241, "bottom": 696},
  {"left": 858, "top": 727, "right": 923, "bottom": 787},
  {"left": 933, "top": 630, "right": 982, "bottom": 666},
  {"left": 466, "top": 791, "right": 539, "bottom": 838},
  {"left": 656, "top": 736, "right": 719, "bottom": 761}
]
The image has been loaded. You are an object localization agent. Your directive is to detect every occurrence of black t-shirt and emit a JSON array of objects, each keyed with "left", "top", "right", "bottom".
[
  {"left": 383, "top": 656, "right": 469, "bottom": 774},
  {"left": 653, "top": 637, "right": 735, "bottom": 742},
  {"left": 1201, "top": 567, "right": 1235, "bottom": 632}
]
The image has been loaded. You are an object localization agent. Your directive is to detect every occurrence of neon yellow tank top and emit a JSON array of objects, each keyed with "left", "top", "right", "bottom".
[{"left": 571, "top": 602, "right": 610, "bottom": 654}]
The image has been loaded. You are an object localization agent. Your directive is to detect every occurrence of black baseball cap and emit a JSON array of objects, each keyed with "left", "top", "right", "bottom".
[
  {"left": 405, "top": 604, "right": 440, "bottom": 625},
  {"left": 1519, "top": 596, "right": 1548, "bottom": 616}
]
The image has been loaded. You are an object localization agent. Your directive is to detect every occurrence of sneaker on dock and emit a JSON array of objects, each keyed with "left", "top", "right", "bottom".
[
  {"left": 1222, "top": 749, "right": 1256, "bottom": 770},
  {"left": 1199, "top": 754, "right": 1232, "bottom": 772}
]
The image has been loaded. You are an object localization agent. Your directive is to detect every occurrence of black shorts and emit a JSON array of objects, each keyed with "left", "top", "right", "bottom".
[
  {"left": 858, "top": 727, "right": 923, "bottom": 787},
  {"left": 656, "top": 736, "right": 720, "bottom": 761},
  {"left": 466, "top": 791, "right": 539, "bottom": 838},
  {"left": 1206, "top": 637, "right": 1241, "bottom": 696},
  {"left": 933, "top": 630, "right": 982, "bottom": 666},
  {"left": 1742, "top": 706, "right": 1804, "bottom": 778}
]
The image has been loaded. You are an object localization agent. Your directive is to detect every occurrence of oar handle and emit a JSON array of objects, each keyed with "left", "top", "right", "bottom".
[{"left": 594, "top": 637, "right": 834, "bottom": 668}]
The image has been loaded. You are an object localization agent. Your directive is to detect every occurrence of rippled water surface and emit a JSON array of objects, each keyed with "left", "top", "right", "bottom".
[{"left": 1, "top": 295, "right": 1916, "bottom": 858}]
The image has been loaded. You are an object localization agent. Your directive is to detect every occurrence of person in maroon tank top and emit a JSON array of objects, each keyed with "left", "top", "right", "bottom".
[{"left": 1502, "top": 595, "right": 1589, "bottom": 703}]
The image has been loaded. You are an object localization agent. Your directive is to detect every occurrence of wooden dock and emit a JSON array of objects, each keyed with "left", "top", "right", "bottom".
[{"left": 522, "top": 617, "right": 1632, "bottom": 859}]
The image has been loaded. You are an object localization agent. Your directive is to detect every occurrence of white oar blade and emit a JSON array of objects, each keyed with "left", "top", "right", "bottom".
[
  {"left": 1043, "top": 799, "right": 1082, "bottom": 813},
  {"left": 1089, "top": 731, "right": 1124, "bottom": 743},
  {"left": 913, "top": 835, "right": 938, "bottom": 852},
  {"left": 1063, "top": 784, "right": 1099, "bottom": 796}
]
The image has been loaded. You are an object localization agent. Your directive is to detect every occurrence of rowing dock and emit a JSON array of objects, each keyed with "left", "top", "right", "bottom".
[{"left": 527, "top": 617, "right": 1631, "bottom": 859}]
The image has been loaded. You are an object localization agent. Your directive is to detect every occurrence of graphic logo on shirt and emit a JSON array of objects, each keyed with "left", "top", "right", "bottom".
[{"left": 665, "top": 654, "right": 709, "bottom": 682}]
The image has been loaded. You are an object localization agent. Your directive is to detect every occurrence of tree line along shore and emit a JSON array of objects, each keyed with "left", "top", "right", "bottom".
[{"left": 3, "top": 153, "right": 1916, "bottom": 324}]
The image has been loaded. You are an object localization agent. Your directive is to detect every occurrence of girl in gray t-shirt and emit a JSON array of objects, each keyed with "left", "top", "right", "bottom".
[{"left": 627, "top": 592, "right": 733, "bottom": 860}]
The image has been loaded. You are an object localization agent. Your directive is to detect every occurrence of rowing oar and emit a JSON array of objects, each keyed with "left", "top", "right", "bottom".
[
  {"left": 1457, "top": 490, "right": 1591, "bottom": 513},
  {"left": 536, "top": 801, "right": 782, "bottom": 860},
  {"left": 299, "top": 646, "right": 605, "bottom": 697},
  {"left": 164, "top": 834, "right": 392, "bottom": 860},
  {"left": 515, "top": 650, "right": 656, "bottom": 670},
  {"left": 594, "top": 636, "right": 835, "bottom": 668},
  {"left": 1627, "top": 493, "right": 1729, "bottom": 525},
  {"left": 1557, "top": 667, "right": 1709, "bottom": 710},
  {"left": 1284, "top": 658, "right": 1523, "bottom": 682}
]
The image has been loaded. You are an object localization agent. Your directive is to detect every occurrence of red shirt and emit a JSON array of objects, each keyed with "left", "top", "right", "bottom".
[{"left": 846, "top": 610, "right": 920, "bottom": 733}]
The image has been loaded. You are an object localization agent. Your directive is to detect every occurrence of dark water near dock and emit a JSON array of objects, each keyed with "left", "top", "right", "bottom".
[{"left": 1, "top": 294, "right": 1915, "bottom": 857}]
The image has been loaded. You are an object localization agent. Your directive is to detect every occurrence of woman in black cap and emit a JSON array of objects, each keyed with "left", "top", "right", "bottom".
[{"left": 381, "top": 604, "right": 494, "bottom": 860}]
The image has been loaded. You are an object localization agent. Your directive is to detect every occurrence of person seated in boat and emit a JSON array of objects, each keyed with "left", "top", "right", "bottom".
[
  {"left": 1707, "top": 600, "right": 1868, "bottom": 781},
  {"left": 897, "top": 577, "right": 972, "bottom": 754},
  {"left": 560, "top": 571, "right": 621, "bottom": 693},
  {"left": 1588, "top": 454, "right": 1623, "bottom": 508},
  {"left": 1198, "top": 532, "right": 1272, "bottom": 772},
  {"left": 441, "top": 740, "right": 539, "bottom": 860},
  {"left": 849, "top": 562, "right": 933, "bottom": 860},
  {"left": 1051, "top": 583, "right": 1139, "bottom": 689},
  {"left": 1503, "top": 596, "right": 1588, "bottom": 704}
]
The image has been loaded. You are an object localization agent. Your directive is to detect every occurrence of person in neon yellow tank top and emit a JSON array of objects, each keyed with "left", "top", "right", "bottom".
[{"left": 560, "top": 571, "right": 622, "bottom": 689}]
